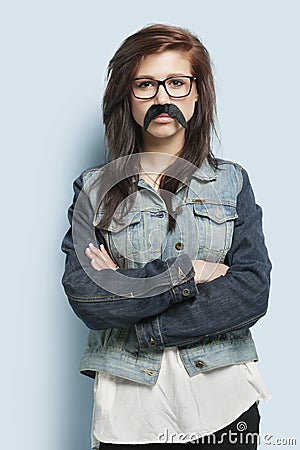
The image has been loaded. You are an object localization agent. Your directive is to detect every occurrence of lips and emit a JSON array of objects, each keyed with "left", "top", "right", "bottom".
[
  {"left": 153, "top": 113, "right": 173, "bottom": 123},
  {"left": 153, "top": 115, "right": 173, "bottom": 125}
]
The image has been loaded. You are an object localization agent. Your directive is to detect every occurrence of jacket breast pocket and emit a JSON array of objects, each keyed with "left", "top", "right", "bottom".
[
  {"left": 95, "top": 209, "right": 167, "bottom": 268},
  {"left": 192, "top": 202, "right": 238, "bottom": 263}
]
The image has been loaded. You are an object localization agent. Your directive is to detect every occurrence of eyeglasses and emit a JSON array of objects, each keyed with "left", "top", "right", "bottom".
[{"left": 131, "top": 76, "right": 197, "bottom": 100}]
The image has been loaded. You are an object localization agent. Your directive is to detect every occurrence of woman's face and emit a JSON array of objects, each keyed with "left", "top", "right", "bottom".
[{"left": 130, "top": 50, "right": 198, "bottom": 141}]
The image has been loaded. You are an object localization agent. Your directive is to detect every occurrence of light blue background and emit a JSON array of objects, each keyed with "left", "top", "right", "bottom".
[{"left": 2, "top": 1, "right": 299, "bottom": 449}]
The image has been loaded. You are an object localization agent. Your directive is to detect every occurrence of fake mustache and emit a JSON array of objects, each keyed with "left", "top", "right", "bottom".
[{"left": 143, "top": 104, "right": 188, "bottom": 130}]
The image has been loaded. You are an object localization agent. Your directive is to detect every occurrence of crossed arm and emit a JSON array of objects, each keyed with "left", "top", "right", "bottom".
[
  {"left": 61, "top": 168, "right": 272, "bottom": 344},
  {"left": 61, "top": 173, "right": 199, "bottom": 329},
  {"left": 85, "top": 243, "right": 228, "bottom": 284}
]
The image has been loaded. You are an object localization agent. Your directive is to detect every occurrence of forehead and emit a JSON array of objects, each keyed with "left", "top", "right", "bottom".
[{"left": 134, "top": 50, "right": 192, "bottom": 78}]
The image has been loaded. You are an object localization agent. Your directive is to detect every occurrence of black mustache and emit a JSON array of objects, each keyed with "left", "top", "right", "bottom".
[{"left": 143, "top": 104, "right": 188, "bottom": 130}]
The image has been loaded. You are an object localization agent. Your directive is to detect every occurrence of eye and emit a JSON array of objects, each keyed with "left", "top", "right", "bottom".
[
  {"left": 167, "top": 77, "right": 187, "bottom": 88},
  {"left": 133, "top": 79, "right": 156, "bottom": 90}
]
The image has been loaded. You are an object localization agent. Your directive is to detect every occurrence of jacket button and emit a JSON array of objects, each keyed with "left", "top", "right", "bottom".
[
  {"left": 175, "top": 242, "right": 184, "bottom": 250},
  {"left": 195, "top": 360, "right": 204, "bottom": 368},
  {"left": 149, "top": 337, "right": 156, "bottom": 346},
  {"left": 182, "top": 288, "right": 190, "bottom": 296}
]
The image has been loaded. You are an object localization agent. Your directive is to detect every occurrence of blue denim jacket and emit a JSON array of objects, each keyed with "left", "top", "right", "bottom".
[{"left": 61, "top": 158, "right": 272, "bottom": 385}]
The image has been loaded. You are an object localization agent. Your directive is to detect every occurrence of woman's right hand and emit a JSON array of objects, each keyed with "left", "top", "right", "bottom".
[
  {"left": 85, "top": 243, "right": 119, "bottom": 271},
  {"left": 192, "top": 260, "right": 229, "bottom": 284}
]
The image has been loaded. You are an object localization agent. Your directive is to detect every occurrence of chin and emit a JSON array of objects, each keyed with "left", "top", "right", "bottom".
[{"left": 146, "top": 123, "right": 183, "bottom": 139}]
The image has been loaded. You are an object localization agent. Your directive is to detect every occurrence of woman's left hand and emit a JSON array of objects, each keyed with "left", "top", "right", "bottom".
[
  {"left": 192, "top": 260, "right": 229, "bottom": 283},
  {"left": 85, "top": 243, "right": 119, "bottom": 271}
]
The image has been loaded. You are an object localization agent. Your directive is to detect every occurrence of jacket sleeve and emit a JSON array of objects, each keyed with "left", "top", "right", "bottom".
[
  {"left": 134, "top": 167, "right": 272, "bottom": 349},
  {"left": 61, "top": 172, "right": 197, "bottom": 330}
]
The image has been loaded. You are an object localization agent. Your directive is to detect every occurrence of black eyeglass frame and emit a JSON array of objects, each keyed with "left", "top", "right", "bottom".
[{"left": 131, "top": 76, "right": 197, "bottom": 100}]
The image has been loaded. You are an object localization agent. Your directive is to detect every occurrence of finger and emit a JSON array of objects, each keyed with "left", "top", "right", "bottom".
[
  {"left": 98, "top": 253, "right": 118, "bottom": 269},
  {"left": 99, "top": 245, "right": 117, "bottom": 265},
  {"left": 85, "top": 248, "right": 107, "bottom": 268},
  {"left": 86, "top": 243, "right": 118, "bottom": 269},
  {"left": 88, "top": 243, "right": 115, "bottom": 266},
  {"left": 93, "top": 243, "right": 117, "bottom": 267},
  {"left": 91, "top": 258, "right": 117, "bottom": 271},
  {"left": 99, "top": 244, "right": 110, "bottom": 256},
  {"left": 85, "top": 247, "right": 93, "bottom": 260},
  {"left": 98, "top": 244, "right": 115, "bottom": 263},
  {"left": 87, "top": 242, "right": 102, "bottom": 256},
  {"left": 86, "top": 244, "right": 109, "bottom": 262},
  {"left": 85, "top": 246, "right": 100, "bottom": 260},
  {"left": 90, "top": 258, "right": 103, "bottom": 271}
]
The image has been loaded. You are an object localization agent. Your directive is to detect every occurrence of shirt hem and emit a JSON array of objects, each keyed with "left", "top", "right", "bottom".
[{"left": 92, "top": 395, "right": 270, "bottom": 446}]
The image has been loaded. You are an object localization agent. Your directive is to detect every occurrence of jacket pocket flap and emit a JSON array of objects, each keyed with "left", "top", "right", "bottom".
[
  {"left": 193, "top": 203, "right": 237, "bottom": 224},
  {"left": 94, "top": 210, "right": 142, "bottom": 232}
]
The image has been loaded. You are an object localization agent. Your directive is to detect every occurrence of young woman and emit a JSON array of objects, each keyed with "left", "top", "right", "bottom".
[{"left": 61, "top": 24, "right": 272, "bottom": 449}]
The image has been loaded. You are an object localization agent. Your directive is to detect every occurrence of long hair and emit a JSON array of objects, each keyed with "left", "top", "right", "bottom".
[{"left": 100, "top": 24, "right": 218, "bottom": 231}]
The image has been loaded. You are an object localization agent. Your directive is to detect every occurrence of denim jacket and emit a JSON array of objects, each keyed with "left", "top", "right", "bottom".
[{"left": 61, "top": 158, "right": 272, "bottom": 385}]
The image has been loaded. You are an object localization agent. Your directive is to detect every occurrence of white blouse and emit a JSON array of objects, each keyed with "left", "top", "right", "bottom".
[{"left": 91, "top": 346, "right": 270, "bottom": 448}]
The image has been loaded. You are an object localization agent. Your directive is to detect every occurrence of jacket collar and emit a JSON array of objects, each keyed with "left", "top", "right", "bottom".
[
  {"left": 137, "top": 157, "right": 217, "bottom": 188},
  {"left": 190, "top": 157, "right": 217, "bottom": 181}
]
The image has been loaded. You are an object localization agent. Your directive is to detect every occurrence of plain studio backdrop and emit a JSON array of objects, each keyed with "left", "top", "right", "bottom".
[{"left": 1, "top": 1, "right": 299, "bottom": 449}]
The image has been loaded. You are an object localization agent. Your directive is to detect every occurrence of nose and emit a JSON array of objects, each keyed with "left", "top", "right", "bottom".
[{"left": 154, "top": 84, "right": 171, "bottom": 104}]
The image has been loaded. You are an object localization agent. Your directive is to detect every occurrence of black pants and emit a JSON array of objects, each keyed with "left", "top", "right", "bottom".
[{"left": 99, "top": 402, "right": 260, "bottom": 450}]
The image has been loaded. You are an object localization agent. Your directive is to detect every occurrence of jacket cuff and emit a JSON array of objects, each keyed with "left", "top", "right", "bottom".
[
  {"left": 166, "top": 253, "right": 196, "bottom": 301},
  {"left": 135, "top": 277, "right": 198, "bottom": 350}
]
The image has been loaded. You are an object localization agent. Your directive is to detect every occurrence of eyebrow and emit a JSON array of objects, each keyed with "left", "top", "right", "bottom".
[{"left": 134, "top": 73, "right": 191, "bottom": 79}]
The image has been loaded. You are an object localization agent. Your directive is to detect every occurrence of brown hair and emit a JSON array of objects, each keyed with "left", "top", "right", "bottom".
[{"left": 100, "top": 24, "right": 218, "bottom": 231}]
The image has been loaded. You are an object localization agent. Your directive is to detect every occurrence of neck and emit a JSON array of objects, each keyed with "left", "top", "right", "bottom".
[{"left": 140, "top": 151, "right": 177, "bottom": 176}]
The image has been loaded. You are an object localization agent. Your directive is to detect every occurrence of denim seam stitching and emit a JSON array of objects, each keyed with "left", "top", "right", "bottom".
[{"left": 170, "top": 312, "right": 266, "bottom": 347}]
